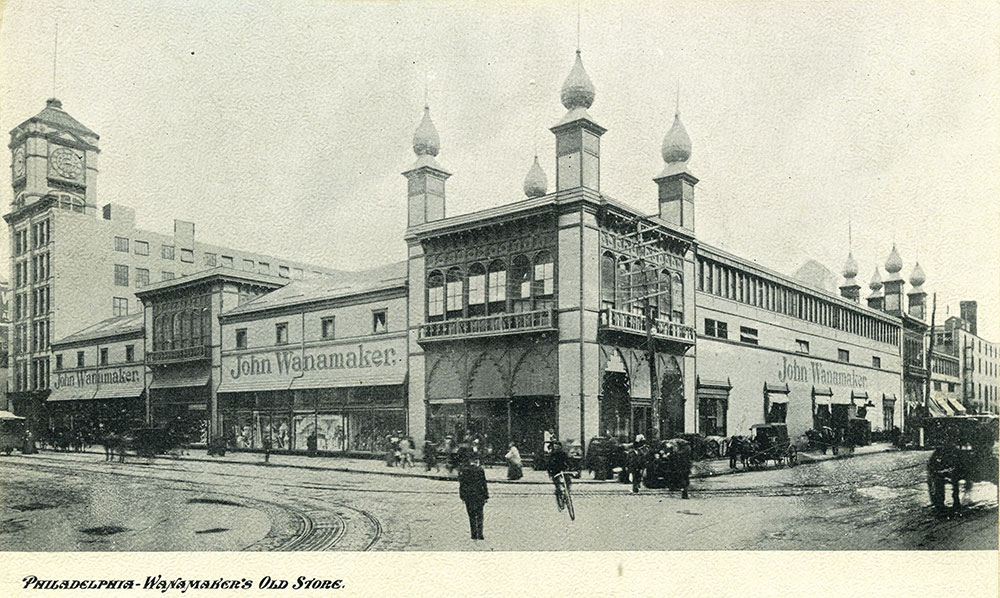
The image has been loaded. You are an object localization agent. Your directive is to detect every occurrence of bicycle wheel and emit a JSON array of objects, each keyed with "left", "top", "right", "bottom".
[
  {"left": 564, "top": 477, "right": 575, "bottom": 521},
  {"left": 554, "top": 482, "right": 565, "bottom": 511}
]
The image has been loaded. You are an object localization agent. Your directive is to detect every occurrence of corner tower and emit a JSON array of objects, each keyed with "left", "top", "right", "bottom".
[
  {"left": 655, "top": 103, "right": 697, "bottom": 233},
  {"left": 8, "top": 98, "right": 99, "bottom": 216},
  {"left": 551, "top": 51, "right": 605, "bottom": 194},
  {"left": 403, "top": 105, "right": 450, "bottom": 228}
]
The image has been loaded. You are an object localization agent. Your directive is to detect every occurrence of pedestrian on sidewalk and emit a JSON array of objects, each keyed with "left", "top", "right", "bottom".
[
  {"left": 261, "top": 435, "right": 273, "bottom": 464},
  {"left": 424, "top": 436, "right": 440, "bottom": 472},
  {"left": 629, "top": 435, "right": 647, "bottom": 493},
  {"left": 505, "top": 441, "right": 523, "bottom": 480},
  {"left": 402, "top": 436, "right": 416, "bottom": 468},
  {"left": 458, "top": 458, "right": 488, "bottom": 541}
]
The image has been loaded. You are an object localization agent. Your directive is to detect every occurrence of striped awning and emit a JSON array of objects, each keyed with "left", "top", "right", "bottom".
[
  {"left": 765, "top": 382, "right": 790, "bottom": 404},
  {"left": 150, "top": 365, "right": 210, "bottom": 390},
  {"left": 812, "top": 386, "right": 833, "bottom": 405}
]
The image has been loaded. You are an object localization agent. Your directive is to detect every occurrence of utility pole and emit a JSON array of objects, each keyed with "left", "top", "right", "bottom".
[
  {"left": 921, "top": 292, "right": 937, "bottom": 447},
  {"left": 619, "top": 216, "right": 673, "bottom": 441}
]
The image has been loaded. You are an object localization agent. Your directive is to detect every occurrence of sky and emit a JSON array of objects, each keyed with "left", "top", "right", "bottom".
[{"left": 1, "top": 0, "right": 998, "bottom": 339}]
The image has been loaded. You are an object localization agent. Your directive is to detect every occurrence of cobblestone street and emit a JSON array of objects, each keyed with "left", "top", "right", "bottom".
[{"left": 1, "top": 447, "right": 995, "bottom": 551}]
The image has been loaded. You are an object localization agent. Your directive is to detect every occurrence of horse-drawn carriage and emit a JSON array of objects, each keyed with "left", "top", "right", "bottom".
[
  {"left": 730, "top": 423, "right": 798, "bottom": 469},
  {"left": 0, "top": 411, "right": 26, "bottom": 455},
  {"left": 926, "top": 416, "right": 999, "bottom": 512}
]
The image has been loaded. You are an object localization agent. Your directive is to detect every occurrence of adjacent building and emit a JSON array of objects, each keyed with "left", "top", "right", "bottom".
[{"left": 933, "top": 308, "right": 999, "bottom": 415}]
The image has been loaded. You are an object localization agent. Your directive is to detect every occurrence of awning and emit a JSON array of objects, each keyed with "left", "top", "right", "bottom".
[
  {"left": 216, "top": 378, "right": 293, "bottom": 394},
  {"left": 851, "top": 390, "right": 869, "bottom": 403},
  {"left": 47, "top": 384, "right": 97, "bottom": 402},
  {"left": 92, "top": 386, "right": 145, "bottom": 400},
  {"left": 945, "top": 397, "right": 967, "bottom": 415},
  {"left": 765, "top": 382, "right": 790, "bottom": 404},
  {"left": 812, "top": 386, "right": 833, "bottom": 406},
  {"left": 830, "top": 391, "right": 853, "bottom": 405},
  {"left": 0, "top": 410, "right": 25, "bottom": 420},
  {"left": 697, "top": 378, "right": 731, "bottom": 400},
  {"left": 882, "top": 393, "right": 897, "bottom": 406},
  {"left": 928, "top": 396, "right": 949, "bottom": 417},
  {"left": 150, "top": 365, "right": 210, "bottom": 390},
  {"left": 290, "top": 367, "right": 406, "bottom": 391}
]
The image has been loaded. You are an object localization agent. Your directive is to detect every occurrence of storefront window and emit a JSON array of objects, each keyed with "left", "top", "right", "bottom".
[
  {"left": 293, "top": 412, "right": 346, "bottom": 451},
  {"left": 347, "top": 410, "right": 405, "bottom": 452}
]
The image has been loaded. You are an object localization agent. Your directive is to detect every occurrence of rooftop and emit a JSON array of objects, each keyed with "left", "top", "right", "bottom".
[
  {"left": 52, "top": 312, "right": 144, "bottom": 346},
  {"left": 222, "top": 261, "right": 408, "bottom": 317}
]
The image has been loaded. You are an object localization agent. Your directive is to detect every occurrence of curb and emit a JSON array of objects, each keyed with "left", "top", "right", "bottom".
[{"left": 37, "top": 444, "right": 900, "bottom": 485}]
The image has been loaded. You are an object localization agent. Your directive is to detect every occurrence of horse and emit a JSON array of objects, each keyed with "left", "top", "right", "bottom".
[{"left": 727, "top": 435, "right": 752, "bottom": 469}]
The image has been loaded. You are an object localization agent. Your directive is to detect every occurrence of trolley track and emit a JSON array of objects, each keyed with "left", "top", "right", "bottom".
[{"left": 0, "top": 457, "right": 382, "bottom": 551}]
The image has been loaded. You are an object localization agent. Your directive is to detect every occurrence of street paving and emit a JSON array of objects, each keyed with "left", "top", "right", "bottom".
[{"left": 0, "top": 448, "right": 995, "bottom": 551}]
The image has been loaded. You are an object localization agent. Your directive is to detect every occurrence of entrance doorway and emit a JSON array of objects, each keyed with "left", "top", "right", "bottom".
[{"left": 601, "top": 370, "right": 631, "bottom": 441}]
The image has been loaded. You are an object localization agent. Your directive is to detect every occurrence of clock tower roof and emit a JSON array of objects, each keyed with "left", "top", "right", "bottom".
[{"left": 21, "top": 98, "right": 98, "bottom": 139}]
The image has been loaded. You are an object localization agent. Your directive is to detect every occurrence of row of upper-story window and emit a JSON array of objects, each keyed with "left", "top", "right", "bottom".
[
  {"left": 12, "top": 357, "right": 50, "bottom": 392},
  {"left": 931, "top": 354, "right": 961, "bottom": 378},
  {"left": 232, "top": 310, "right": 388, "bottom": 349},
  {"left": 13, "top": 219, "right": 50, "bottom": 256},
  {"left": 600, "top": 251, "right": 685, "bottom": 323},
  {"left": 11, "top": 319, "right": 49, "bottom": 355},
  {"left": 112, "top": 236, "right": 315, "bottom": 280},
  {"left": 426, "top": 251, "right": 554, "bottom": 321},
  {"left": 13, "top": 253, "right": 50, "bottom": 288},
  {"left": 53, "top": 344, "right": 138, "bottom": 370},
  {"left": 932, "top": 380, "right": 959, "bottom": 393},
  {"left": 13, "top": 286, "right": 50, "bottom": 321},
  {"left": 11, "top": 192, "right": 85, "bottom": 214},
  {"left": 697, "top": 256, "right": 900, "bottom": 347},
  {"left": 702, "top": 316, "right": 886, "bottom": 369},
  {"left": 151, "top": 305, "right": 212, "bottom": 352}
]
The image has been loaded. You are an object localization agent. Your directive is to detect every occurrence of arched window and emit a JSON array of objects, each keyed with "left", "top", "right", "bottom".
[
  {"left": 533, "top": 251, "right": 554, "bottom": 310},
  {"left": 657, "top": 269, "right": 672, "bottom": 320},
  {"left": 601, "top": 252, "right": 616, "bottom": 311},
  {"left": 510, "top": 255, "right": 532, "bottom": 312},
  {"left": 671, "top": 272, "right": 684, "bottom": 323},
  {"left": 446, "top": 267, "right": 464, "bottom": 317},
  {"left": 427, "top": 270, "right": 444, "bottom": 322},
  {"left": 468, "top": 263, "right": 486, "bottom": 317},
  {"left": 487, "top": 259, "right": 506, "bottom": 314}
]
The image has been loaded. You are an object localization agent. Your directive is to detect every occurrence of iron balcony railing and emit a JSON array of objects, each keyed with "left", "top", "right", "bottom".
[
  {"left": 419, "top": 308, "right": 556, "bottom": 341},
  {"left": 598, "top": 308, "right": 696, "bottom": 343},
  {"left": 147, "top": 344, "right": 209, "bottom": 363}
]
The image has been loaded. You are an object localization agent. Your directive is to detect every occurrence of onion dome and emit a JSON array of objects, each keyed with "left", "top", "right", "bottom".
[
  {"left": 885, "top": 244, "right": 903, "bottom": 276},
  {"left": 868, "top": 267, "right": 883, "bottom": 292},
  {"left": 841, "top": 252, "right": 859, "bottom": 280},
  {"left": 662, "top": 110, "right": 692, "bottom": 164},
  {"left": 909, "top": 262, "right": 926, "bottom": 287},
  {"left": 412, "top": 106, "right": 440, "bottom": 157},
  {"left": 523, "top": 156, "right": 548, "bottom": 198},
  {"left": 560, "top": 51, "right": 596, "bottom": 111}
]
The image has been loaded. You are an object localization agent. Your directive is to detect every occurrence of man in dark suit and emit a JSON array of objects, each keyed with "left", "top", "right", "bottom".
[{"left": 458, "top": 459, "right": 489, "bottom": 540}]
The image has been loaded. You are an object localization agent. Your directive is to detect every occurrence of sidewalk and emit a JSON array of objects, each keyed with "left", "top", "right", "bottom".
[{"left": 46, "top": 441, "right": 898, "bottom": 485}]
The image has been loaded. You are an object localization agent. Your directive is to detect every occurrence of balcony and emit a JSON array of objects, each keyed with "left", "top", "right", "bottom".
[
  {"left": 419, "top": 309, "right": 556, "bottom": 342},
  {"left": 147, "top": 344, "right": 209, "bottom": 364},
  {"left": 598, "top": 308, "right": 695, "bottom": 345}
]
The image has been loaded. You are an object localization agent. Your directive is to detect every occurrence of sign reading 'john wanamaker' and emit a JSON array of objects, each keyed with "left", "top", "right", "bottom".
[
  {"left": 222, "top": 337, "right": 406, "bottom": 390},
  {"left": 52, "top": 367, "right": 143, "bottom": 390},
  {"left": 777, "top": 356, "right": 869, "bottom": 389}
]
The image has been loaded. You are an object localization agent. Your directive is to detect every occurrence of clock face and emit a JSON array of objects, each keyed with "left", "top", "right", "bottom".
[
  {"left": 12, "top": 147, "right": 25, "bottom": 178},
  {"left": 49, "top": 147, "right": 83, "bottom": 180}
]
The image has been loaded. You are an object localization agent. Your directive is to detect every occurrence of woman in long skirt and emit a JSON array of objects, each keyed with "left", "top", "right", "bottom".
[{"left": 505, "top": 442, "right": 523, "bottom": 480}]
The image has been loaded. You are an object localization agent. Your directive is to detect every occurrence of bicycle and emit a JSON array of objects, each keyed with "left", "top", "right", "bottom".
[{"left": 552, "top": 471, "right": 578, "bottom": 521}]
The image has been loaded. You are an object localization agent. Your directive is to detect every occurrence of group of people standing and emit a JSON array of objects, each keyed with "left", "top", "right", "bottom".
[{"left": 384, "top": 431, "right": 417, "bottom": 467}]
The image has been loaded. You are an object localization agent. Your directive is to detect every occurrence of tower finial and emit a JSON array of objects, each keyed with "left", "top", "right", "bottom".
[
  {"left": 52, "top": 22, "right": 58, "bottom": 98},
  {"left": 675, "top": 79, "right": 680, "bottom": 117},
  {"left": 576, "top": 0, "right": 581, "bottom": 53}
]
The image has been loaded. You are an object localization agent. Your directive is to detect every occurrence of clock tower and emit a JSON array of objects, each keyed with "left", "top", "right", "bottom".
[{"left": 8, "top": 98, "right": 100, "bottom": 216}]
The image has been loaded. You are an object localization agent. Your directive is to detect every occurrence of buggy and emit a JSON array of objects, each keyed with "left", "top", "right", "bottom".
[
  {"left": 643, "top": 438, "right": 692, "bottom": 497},
  {"left": 926, "top": 416, "right": 999, "bottom": 511},
  {"left": 746, "top": 423, "right": 798, "bottom": 468}
]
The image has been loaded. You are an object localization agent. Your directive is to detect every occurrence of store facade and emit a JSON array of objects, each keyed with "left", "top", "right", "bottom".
[
  {"left": 217, "top": 264, "right": 408, "bottom": 454},
  {"left": 695, "top": 245, "right": 904, "bottom": 440},
  {"left": 46, "top": 313, "right": 147, "bottom": 438},
  {"left": 137, "top": 268, "right": 288, "bottom": 441}
]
